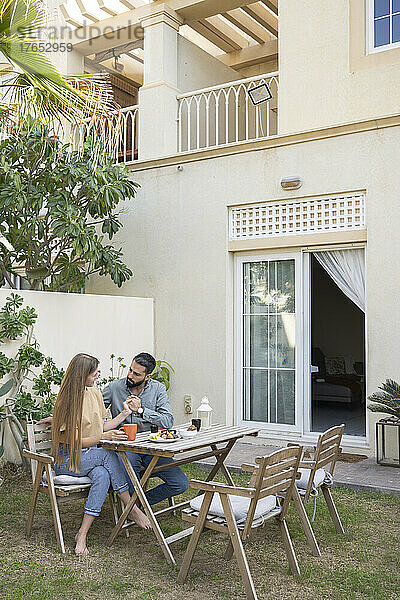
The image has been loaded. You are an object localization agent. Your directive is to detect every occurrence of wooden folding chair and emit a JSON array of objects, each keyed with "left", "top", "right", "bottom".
[
  {"left": 22, "top": 421, "right": 125, "bottom": 553},
  {"left": 292, "top": 424, "right": 345, "bottom": 533},
  {"left": 178, "top": 447, "right": 303, "bottom": 600}
]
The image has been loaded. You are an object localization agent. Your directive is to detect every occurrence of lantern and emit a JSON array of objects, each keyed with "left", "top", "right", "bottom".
[{"left": 196, "top": 396, "right": 213, "bottom": 429}]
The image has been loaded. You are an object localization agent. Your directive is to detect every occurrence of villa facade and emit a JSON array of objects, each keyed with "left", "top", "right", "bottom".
[{"left": 53, "top": 0, "right": 400, "bottom": 456}]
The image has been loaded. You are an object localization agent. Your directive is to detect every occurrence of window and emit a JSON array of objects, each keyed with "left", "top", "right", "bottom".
[{"left": 368, "top": 0, "right": 400, "bottom": 52}]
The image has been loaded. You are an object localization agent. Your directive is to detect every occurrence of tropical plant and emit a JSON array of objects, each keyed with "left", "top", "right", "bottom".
[
  {"left": 97, "top": 354, "right": 127, "bottom": 389},
  {"left": 0, "top": 293, "right": 64, "bottom": 417},
  {"left": 152, "top": 360, "right": 175, "bottom": 391},
  {"left": 0, "top": 0, "right": 116, "bottom": 136},
  {"left": 0, "top": 119, "right": 138, "bottom": 291},
  {"left": 368, "top": 379, "right": 400, "bottom": 420},
  {"left": 0, "top": 293, "right": 64, "bottom": 468}
]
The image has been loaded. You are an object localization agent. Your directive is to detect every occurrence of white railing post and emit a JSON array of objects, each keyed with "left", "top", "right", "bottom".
[{"left": 177, "top": 72, "right": 279, "bottom": 153}]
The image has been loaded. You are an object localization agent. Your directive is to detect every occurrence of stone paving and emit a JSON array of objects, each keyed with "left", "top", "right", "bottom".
[{"left": 199, "top": 441, "right": 400, "bottom": 496}]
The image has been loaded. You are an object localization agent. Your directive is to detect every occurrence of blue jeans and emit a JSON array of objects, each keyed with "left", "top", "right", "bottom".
[
  {"left": 55, "top": 446, "right": 129, "bottom": 517},
  {"left": 124, "top": 453, "right": 189, "bottom": 505}
]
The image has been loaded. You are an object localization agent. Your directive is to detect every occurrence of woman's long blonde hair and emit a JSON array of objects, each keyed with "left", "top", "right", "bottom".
[{"left": 52, "top": 353, "right": 99, "bottom": 472}]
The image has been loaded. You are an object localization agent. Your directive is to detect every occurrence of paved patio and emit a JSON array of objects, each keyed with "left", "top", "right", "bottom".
[{"left": 199, "top": 441, "right": 400, "bottom": 496}]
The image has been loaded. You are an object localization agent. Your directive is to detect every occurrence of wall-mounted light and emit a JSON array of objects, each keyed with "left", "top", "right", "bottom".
[
  {"left": 247, "top": 83, "right": 273, "bottom": 106},
  {"left": 280, "top": 176, "right": 303, "bottom": 190}
]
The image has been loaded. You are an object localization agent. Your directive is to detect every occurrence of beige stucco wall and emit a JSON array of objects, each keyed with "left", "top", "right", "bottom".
[
  {"left": 279, "top": 0, "right": 400, "bottom": 134},
  {"left": 177, "top": 34, "right": 239, "bottom": 92},
  {"left": 86, "top": 123, "right": 400, "bottom": 456},
  {"left": 0, "top": 290, "right": 153, "bottom": 463}
]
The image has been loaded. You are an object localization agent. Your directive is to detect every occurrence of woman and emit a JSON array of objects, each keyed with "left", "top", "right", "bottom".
[{"left": 52, "top": 353, "right": 151, "bottom": 556}]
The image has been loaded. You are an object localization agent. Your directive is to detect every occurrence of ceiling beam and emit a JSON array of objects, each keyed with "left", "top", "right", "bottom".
[
  {"left": 84, "top": 56, "right": 143, "bottom": 85},
  {"left": 218, "top": 39, "right": 278, "bottom": 69},
  {"left": 188, "top": 20, "right": 241, "bottom": 52},
  {"left": 167, "top": 0, "right": 267, "bottom": 21},
  {"left": 206, "top": 15, "right": 249, "bottom": 48},
  {"left": 125, "top": 51, "right": 144, "bottom": 64},
  {"left": 223, "top": 8, "right": 270, "bottom": 44},
  {"left": 242, "top": 3, "right": 278, "bottom": 38},
  {"left": 94, "top": 38, "right": 143, "bottom": 62},
  {"left": 75, "top": 0, "right": 99, "bottom": 23},
  {"left": 260, "top": 0, "right": 278, "bottom": 16},
  {"left": 96, "top": 0, "right": 118, "bottom": 17}
]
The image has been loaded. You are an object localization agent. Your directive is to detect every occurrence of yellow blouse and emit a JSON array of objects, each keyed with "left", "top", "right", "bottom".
[{"left": 59, "top": 386, "right": 108, "bottom": 440}]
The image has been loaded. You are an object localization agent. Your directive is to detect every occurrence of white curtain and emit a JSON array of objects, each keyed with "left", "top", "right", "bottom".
[{"left": 314, "top": 248, "right": 365, "bottom": 312}]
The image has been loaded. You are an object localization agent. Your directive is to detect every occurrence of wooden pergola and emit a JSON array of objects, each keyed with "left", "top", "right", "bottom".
[{"left": 62, "top": 0, "right": 278, "bottom": 86}]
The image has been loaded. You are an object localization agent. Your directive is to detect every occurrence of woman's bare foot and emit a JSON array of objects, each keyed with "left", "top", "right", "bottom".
[
  {"left": 75, "top": 531, "right": 89, "bottom": 557},
  {"left": 128, "top": 505, "right": 152, "bottom": 530}
]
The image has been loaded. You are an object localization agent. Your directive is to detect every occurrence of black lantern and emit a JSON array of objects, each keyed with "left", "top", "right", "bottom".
[{"left": 376, "top": 417, "right": 400, "bottom": 467}]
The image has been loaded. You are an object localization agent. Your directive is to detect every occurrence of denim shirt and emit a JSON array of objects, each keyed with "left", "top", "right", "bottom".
[{"left": 102, "top": 377, "right": 174, "bottom": 433}]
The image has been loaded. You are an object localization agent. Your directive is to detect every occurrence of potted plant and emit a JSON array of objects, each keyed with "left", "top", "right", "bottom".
[{"left": 368, "top": 379, "right": 400, "bottom": 467}]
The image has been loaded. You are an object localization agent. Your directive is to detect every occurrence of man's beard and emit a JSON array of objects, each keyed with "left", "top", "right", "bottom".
[{"left": 126, "top": 376, "right": 146, "bottom": 389}]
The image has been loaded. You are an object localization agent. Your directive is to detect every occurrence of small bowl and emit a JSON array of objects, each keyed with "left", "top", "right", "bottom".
[{"left": 179, "top": 428, "right": 198, "bottom": 439}]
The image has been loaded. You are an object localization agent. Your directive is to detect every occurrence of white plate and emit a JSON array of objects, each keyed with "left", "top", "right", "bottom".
[{"left": 148, "top": 435, "right": 180, "bottom": 443}]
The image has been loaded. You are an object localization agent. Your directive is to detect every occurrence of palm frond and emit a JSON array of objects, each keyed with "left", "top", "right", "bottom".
[
  {"left": 368, "top": 379, "right": 400, "bottom": 419},
  {"left": 0, "top": 0, "right": 121, "bottom": 149}
]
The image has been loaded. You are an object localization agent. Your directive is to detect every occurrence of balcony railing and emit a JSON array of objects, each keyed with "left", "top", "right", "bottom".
[
  {"left": 72, "top": 104, "right": 139, "bottom": 163},
  {"left": 177, "top": 73, "right": 278, "bottom": 153}
]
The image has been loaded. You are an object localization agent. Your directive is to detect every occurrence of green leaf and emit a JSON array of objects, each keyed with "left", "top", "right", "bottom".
[{"left": 0, "top": 378, "right": 13, "bottom": 397}]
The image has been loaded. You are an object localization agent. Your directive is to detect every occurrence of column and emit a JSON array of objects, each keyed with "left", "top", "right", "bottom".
[{"left": 139, "top": 4, "right": 183, "bottom": 160}]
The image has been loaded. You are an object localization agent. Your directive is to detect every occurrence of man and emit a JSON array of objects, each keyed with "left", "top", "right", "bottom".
[{"left": 102, "top": 352, "right": 189, "bottom": 505}]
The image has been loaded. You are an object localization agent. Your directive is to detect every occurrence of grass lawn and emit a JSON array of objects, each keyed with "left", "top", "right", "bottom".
[{"left": 1, "top": 462, "right": 399, "bottom": 600}]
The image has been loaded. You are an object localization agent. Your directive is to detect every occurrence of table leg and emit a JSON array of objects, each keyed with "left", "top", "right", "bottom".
[
  {"left": 107, "top": 454, "right": 159, "bottom": 546},
  {"left": 120, "top": 453, "right": 176, "bottom": 565},
  {"left": 206, "top": 441, "right": 236, "bottom": 486}
]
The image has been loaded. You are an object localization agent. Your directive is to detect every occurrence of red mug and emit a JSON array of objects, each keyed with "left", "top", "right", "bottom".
[{"left": 120, "top": 424, "right": 137, "bottom": 441}]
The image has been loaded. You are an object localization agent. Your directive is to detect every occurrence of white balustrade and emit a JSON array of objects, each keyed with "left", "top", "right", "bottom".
[
  {"left": 177, "top": 73, "right": 278, "bottom": 153},
  {"left": 71, "top": 104, "right": 139, "bottom": 163}
]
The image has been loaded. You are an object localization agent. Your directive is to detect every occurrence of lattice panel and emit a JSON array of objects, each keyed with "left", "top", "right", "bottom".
[{"left": 229, "top": 194, "right": 366, "bottom": 241}]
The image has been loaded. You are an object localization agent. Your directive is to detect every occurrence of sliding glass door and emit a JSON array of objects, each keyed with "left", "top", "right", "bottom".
[{"left": 235, "top": 253, "right": 302, "bottom": 432}]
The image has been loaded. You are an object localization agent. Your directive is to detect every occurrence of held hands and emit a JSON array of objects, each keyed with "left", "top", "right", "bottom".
[
  {"left": 126, "top": 395, "right": 141, "bottom": 412},
  {"left": 103, "top": 429, "right": 128, "bottom": 441}
]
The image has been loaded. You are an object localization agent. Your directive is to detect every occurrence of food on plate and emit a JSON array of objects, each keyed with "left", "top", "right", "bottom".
[
  {"left": 149, "top": 429, "right": 179, "bottom": 441},
  {"left": 187, "top": 424, "right": 197, "bottom": 431}
]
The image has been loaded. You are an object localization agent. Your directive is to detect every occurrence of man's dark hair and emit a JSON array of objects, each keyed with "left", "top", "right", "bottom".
[{"left": 133, "top": 352, "right": 156, "bottom": 375}]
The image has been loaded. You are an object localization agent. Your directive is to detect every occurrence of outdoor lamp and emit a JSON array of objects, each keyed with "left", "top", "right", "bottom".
[
  {"left": 248, "top": 83, "right": 273, "bottom": 106},
  {"left": 280, "top": 176, "right": 303, "bottom": 190},
  {"left": 196, "top": 396, "right": 213, "bottom": 429}
]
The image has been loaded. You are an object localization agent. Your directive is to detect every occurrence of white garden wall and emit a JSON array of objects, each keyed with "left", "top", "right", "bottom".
[{"left": 0, "top": 290, "right": 154, "bottom": 463}]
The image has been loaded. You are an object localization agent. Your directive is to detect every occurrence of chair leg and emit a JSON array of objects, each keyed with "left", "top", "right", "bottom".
[
  {"left": 277, "top": 518, "right": 300, "bottom": 577},
  {"left": 220, "top": 494, "right": 258, "bottom": 600},
  {"left": 178, "top": 491, "right": 214, "bottom": 584},
  {"left": 321, "top": 486, "right": 345, "bottom": 534},
  {"left": 44, "top": 464, "right": 65, "bottom": 553},
  {"left": 26, "top": 462, "right": 44, "bottom": 537},
  {"left": 109, "top": 492, "right": 129, "bottom": 539},
  {"left": 224, "top": 540, "right": 234, "bottom": 561},
  {"left": 168, "top": 496, "right": 176, "bottom": 516},
  {"left": 291, "top": 486, "right": 321, "bottom": 557}
]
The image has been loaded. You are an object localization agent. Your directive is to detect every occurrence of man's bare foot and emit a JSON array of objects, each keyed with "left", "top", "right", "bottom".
[
  {"left": 128, "top": 505, "right": 152, "bottom": 530},
  {"left": 75, "top": 531, "right": 89, "bottom": 557}
]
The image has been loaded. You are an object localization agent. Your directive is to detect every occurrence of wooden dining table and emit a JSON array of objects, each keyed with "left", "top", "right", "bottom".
[{"left": 100, "top": 423, "right": 260, "bottom": 565}]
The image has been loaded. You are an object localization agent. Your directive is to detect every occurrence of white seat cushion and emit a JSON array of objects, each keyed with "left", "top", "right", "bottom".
[
  {"left": 42, "top": 469, "right": 92, "bottom": 486},
  {"left": 296, "top": 468, "right": 326, "bottom": 490},
  {"left": 190, "top": 493, "right": 276, "bottom": 524}
]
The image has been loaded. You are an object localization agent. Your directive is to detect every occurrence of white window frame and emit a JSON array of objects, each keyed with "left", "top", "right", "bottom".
[
  {"left": 234, "top": 252, "right": 303, "bottom": 435},
  {"left": 367, "top": 0, "right": 400, "bottom": 54}
]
